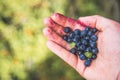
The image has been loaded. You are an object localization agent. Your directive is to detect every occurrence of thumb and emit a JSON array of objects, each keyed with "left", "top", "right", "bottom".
[{"left": 78, "top": 15, "right": 118, "bottom": 31}]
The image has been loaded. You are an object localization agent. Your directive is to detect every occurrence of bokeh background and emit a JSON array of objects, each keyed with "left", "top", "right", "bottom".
[{"left": 0, "top": 0, "right": 119, "bottom": 80}]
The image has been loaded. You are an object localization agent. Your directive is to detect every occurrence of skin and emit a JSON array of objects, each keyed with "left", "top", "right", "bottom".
[{"left": 43, "top": 13, "right": 120, "bottom": 80}]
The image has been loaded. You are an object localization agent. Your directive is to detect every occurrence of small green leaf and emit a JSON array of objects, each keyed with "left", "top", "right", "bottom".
[
  {"left": 69, "top": 42, "right": 75, "bottom": 47},
  {"left": 84, "top": 52, "right": 92, "bottom": 58}
]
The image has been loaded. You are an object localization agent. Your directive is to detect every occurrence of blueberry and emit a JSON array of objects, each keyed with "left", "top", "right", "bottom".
[
  {"left": 92, "top": 28, "right": 97, "bottom": 33},
  {"left": 91, "top": 35, "right": 98, "bottom": 41},
  {"left": 84, "top": 36, "right": 89, "bottom": 40},
  {"left": 70, "top": 48, "right": 77, "bottom": 54},
  {"left": 74, "top": 29, "right": 80, "bottom": 35},
  {"left": 89, "top": 42, "right": 96, "bottom": 48},
  {"left": 85, "top": 47, "right": 92, "bottom": 52},
  {"left": 67, "top": 37, "right": 73, "bottom": 43},
  {"left": 84, "top": 59, "right": 92, "bottom": 67},
  {"left": 75, "top": 35, "right": 80, "bottom": 38},
  {"left": 85, "top": 26, "right": 90, "bottom": 31},
  {"left": 67, "top": 39, "right": 72, "bottom": 43},
  {"left": 78, "top": 51, "right": 83, "bottom": 55},
  {"left": 79, "top": 53, "right": 86, "bottom": 60},
  {"left": 80, "top": 30, "right": 87, "bottom": 37},
  {"left": 69, "top": 32, "right": 75, "bottom": 39},
  {"left": 91, "top": 54, "right": 97, "bottom": 59},
  {"left": 62, "top": 35, "right": 68, "bottom": 41},
  {"left": 81, "top": 39, "right": 88, "bottom": 45},
  {"left": 92, "top": 48, "right": 98, "bottom": 54},
  {"left": 64, "top": 27, "right": 71, "bottom": 33},
  {"left": 89, "top": 40, "right": 93, "bottom": 43},
  {"left": 76, "top": 41, "right": 81, "bottom": 47},
  {"left": 73, "top": 35, "right": 80, "bottom": 43},
  {"left": 87, "top": 31, "right": 93, "bottom": 36},
  {"left": 78, "top": 45, "right": 86, "bottom": 51}
]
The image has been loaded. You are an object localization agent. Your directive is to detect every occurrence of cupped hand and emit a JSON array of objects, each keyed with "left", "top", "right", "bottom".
[{"left": 43, "top": 13, "right": 120, "bottom": 80}]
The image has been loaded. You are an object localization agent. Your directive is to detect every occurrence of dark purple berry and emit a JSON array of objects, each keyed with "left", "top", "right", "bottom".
[
  {"left": 62, "top": 35, "right": 68, "bottom": 41},
  {"left": 81, "top": 39, "right": 88, "bottom": 45},
  {"left": 74, "top": 29, "right": 81, "bottom": 35},
  {"left": 70, "top": 48, "right": 77, "bottom": 54},
  {"left": 92, "top": 28, "right": 97, "bottom": 33},
  {"left": 84, "top": 36, "right": 89, "bottom": 40},
  {"left": 64, "top": 27, "right": 71, "bottom": 33},
  {"left": 87, "top": 31, "right": 93, "bottom": 36},
  {"left": 89, "top": 42, "right": 96, "bottom": 48},
  {"left": 85, "top": 26, "right": 90, "bottom": 31},
  {"left": 85, "top": 47, "right": 92, "bottom": 52},
  {"left": 80, "top": 30, "right": 87, "bottom": 37},
  {"left": 78, "top": 51, "right": 83, "bottom": 55},
  {"left": 91, "top": 54, "right": 97, "bottom": 59},
  {"left": 79, "top": 53, "right": 86, "bottom": 60},
  {"left": 91, "top": 35, "right": 98, "bottom": 41},
  {"left": 78, "top": 45, "right": 86, "bottom": 51},
  {"left": 76, "top": 41, "right": 81, "bottom": 47},
  {"left": 73, "top": 35, "right": 80, "bottom": 43},
  {"left": 84, "top": 59, "right": 91, "bottom": 67},
  {"left": 69, "top": 32, "right": 75, "bottom": 39},
  {"left": 92, "top": 48, "right": 98, "bottom": 54},
  {"left": 67, "top": 38, "right": 73, "bottom": 43}
]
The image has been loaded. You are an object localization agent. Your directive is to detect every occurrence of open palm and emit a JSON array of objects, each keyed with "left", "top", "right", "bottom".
[{"left": 43, "top": 13, "right": 120, "bottom": 80}]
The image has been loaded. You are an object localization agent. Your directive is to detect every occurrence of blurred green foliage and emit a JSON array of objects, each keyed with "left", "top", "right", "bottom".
[{"left": 0, "top": 0, "right": 119, "bottom": 80}]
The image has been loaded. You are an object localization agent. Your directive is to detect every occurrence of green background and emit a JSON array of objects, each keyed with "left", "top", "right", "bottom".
[{"left": 0, "top": 0, "right": 119, "bottom": 80}]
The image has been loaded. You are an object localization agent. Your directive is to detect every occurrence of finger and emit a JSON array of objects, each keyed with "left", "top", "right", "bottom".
[
  {"left": 51, "top": 13, "right": 84, "bottom": 30},
  {"left": 43, "top": 27, "right": 71, "bottom": 50},
  {"left": 78, "top": 15, "right": 118, "bottom": 31},
  {"left": 47, "top": 40, "right": 78, "bottom": 69},
  {"left": 47, "top": 40, "right": 85, "bottom": 76},
  {"left": 44, "top": 17, "right": 65, "bottom": 36}
]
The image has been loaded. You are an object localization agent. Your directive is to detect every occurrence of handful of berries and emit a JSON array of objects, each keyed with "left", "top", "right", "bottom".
[{"left": 63, "top": 26, "right": 99, "bottom": 67}]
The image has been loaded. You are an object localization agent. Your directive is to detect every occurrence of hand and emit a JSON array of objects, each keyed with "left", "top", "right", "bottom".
[{"left": 43, "top": 13, "right": 120, "bottom": 80}]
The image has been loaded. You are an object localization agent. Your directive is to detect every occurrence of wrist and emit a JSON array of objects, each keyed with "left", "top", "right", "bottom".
[{"left": 116, "top": 71, "right": 120, "bottom": 80}]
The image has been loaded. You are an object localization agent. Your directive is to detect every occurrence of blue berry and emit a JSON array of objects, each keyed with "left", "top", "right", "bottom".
[
  {"left": 84, "top": 36, "right": 89, "bottom": 40},
  {"left": 74, "top": 29, "right": 80, "bottom": 35},
  {"left": 81, "top": 39, "right": 88, "bottom": 45},
  {"left": 92, "top": 48, "right": 98, "bottom": 54},
  {"left": 70, "top": 48, "right": 77, "bottom": 54},
  {"left": 80, "top": 30, "right": 87, "bottom": 37},
  {"left": 64, "top": 27, "right": 71, "bottom": 33},
  {"left": 69, "top": 32, "right": 75, "bottom": 39},
  {"left": 92, "top": 28, "right": 97, "bottom": 33},
  {"left": 76, "top": 41, "right": 81, "bottom": 47},
  {"left": 87, "top": 31, "right": 93, "bottom": 36},
  {"left": 85, "top": 47, "right": 92, "bottom": 52},
  {"left": 78, "top": 45, "right": 86, "bottom": 51},
  {"left": 91, "top": 35, "right": 98, "bottom": 41},
  {"left": 89, "top": 42, "right": 96, "bottom": 48},
  {"left": 67, "top": 36, "right": 73, "bottom": 43},
  {"left": 73, "top": 35, "right": 80, "bottom": 43},
  {"left": 89, "top": 40, "right": 93, "bottom": 43},
  {"left": 85, "top": 26, "right": 90, "bottom": 31},
  {"left": 78, "top": 51, "right": 83, "bottom": 55},
  {"left": 62, "top": 35, "right": 68, "bottom": 41},
  {"left": 91, "top": 54, "right": 97, "bottom": 59},
  {"left": 84, "top": 59, "right": 91, "bottom": 67},
  {"left": 79, "top": 53, "right": 86, "bottom": 60},
  {"left": 67, "top": 38, "right": 73, "bottom": 43}
]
